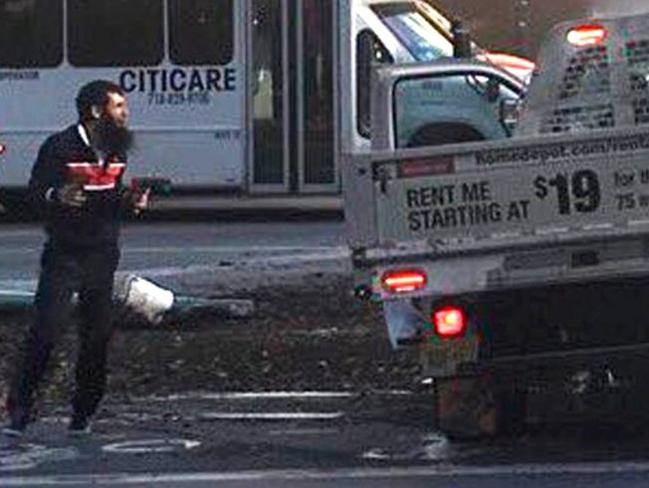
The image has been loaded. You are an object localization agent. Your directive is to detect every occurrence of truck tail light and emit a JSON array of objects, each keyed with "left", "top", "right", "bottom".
[
  {"left": 433, "top": 306, "right": 467, "bottom": 338},
  {"left": 381, "top": 269, "right": 427, "bottom": 293},
  {"left": 567, "top": 24, "right": 607, "bottom": 47},
  {"left": 0, "top": 143, "right": 6, "bottom": 155}
]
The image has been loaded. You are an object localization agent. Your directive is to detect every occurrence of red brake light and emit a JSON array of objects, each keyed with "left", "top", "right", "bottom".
[
  {"left": 381, "top": 269, "right": 427, "bottom": 293},
  {"left": 433, "top": 306, "right": 467, "bottom": 338},
  {"left": 0, "top": 143, "right": 5, "bottom": 155},
  {"left": 566, "top": 24, "right": 607, "bottom": 47}
]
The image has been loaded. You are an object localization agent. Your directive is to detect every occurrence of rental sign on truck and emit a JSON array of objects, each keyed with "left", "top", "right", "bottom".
[{"left": 376, "top": 130, "right": 649, "bottom": 241}]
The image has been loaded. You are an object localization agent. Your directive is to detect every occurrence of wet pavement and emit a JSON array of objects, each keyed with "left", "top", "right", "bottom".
[
  {"left": 5, "top": 389, "right": 649, "bottom": 486},
  {"left": 5, "top": 223, "right": 649, "bottom": 486},
  {"left": 0, "top": 222, "right": 349, "bottom": 294}
]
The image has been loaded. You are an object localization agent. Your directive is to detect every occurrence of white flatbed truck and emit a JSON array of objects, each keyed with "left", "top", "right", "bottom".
[{"left": 345, "top": 13, "right": 649, "bottom": 435}]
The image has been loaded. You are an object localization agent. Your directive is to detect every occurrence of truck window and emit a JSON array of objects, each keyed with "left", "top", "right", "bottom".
[
  {"left": 393, "top": 71, "right": 521, "bottom": 148},
  {"left": 371, "top": 2, "right": 453, "bottom": 61},
  {"left": 68, "top": 0, "right": 163, "bottom": 67},
  {"left": 169, "top": 0, "right": 234, "bottom": 66},
  {"left": 357, "top": 29, "right": 394, "bottom": 138},
  {"left": 0, "top": 0, "right": 62, "bottom": 68}
]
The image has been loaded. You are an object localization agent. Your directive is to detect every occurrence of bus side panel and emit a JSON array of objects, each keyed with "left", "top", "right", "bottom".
[{"left": 0, "top": 0, "right": 247, "bottom": 191}]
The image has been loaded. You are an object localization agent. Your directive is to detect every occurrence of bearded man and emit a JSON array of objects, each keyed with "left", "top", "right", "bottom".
[{"left": 3, "top": 80, "right": 148, "bottom": 437}]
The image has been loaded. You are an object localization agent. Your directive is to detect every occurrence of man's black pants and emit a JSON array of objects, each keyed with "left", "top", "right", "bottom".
[{"left": 7, "top": 241, "right": 120, "bottom": 426}]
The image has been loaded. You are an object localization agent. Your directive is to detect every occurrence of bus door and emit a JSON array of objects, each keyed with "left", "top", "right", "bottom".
[
  {"left": 250, "top": 0, "right": 289, "bottom": 192},
  {"left": 296, "top": 0, "right": 337, "bottom": 192},
  {"left": 250, "top": 0, "right": 337, "bottom": 193}
]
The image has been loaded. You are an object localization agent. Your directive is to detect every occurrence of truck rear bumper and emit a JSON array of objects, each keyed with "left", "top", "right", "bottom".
[
  {"left": 487, "top": 341, "right": 649, "bottom": 369},
  {"left": 409, "top": 277, "right": 649, "bottom": 378}
]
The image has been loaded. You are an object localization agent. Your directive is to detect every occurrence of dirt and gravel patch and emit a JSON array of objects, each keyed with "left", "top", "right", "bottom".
[{"left": 0, "top": 274, "right": 422, "bottom": 419}]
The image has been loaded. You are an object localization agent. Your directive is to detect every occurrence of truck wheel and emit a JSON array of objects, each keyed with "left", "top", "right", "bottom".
[
  {"left": 434, "top": 375, "right": 526, "bottom": 439},
  {"left": 435, "top": 375, "right": 498, "bottom": 439},
  {"left": 407, "top": 124, "right": 485, "bottom": 148}
]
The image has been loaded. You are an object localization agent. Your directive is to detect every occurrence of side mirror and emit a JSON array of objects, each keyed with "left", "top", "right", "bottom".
[
  {"left": 451, "top": 19, "right": 472, "bottom": 58},
  {"left": 499, "top": 98, "right": 522, "bottom": 135},
  {"left": 486, "top": 78, "right": 500, "bottom": 103}
]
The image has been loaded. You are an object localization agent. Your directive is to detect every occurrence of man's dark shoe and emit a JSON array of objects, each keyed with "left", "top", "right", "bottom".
[{"left": 68, "top": 415, "right": 92, "bottom": 437}]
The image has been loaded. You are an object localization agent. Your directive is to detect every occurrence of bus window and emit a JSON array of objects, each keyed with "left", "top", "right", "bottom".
[
  {"left": 169, "top": 0, "right": 234, "bottom": 66},
  {"left": 68, "top": 0, "right": 163, "bottom": 67},
  {"left": 0, "top": 0, "right": 62, "bottom": 68}
]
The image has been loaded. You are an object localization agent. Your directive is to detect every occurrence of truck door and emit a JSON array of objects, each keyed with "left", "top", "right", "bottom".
[{"left": 391, "top": 68, "right": 522, "bottom": 148}]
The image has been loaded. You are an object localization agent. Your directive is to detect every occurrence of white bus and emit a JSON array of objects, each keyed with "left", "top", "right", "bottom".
[
  {"left": 0, "top": 0, "right": 532, "bottom": 209},
  {"left": 0, "top": 0, "right": 246, "bottom": 199}
]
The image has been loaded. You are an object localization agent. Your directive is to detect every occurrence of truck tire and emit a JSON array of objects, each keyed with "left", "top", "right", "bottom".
[
  {"left": 435, "top": 375, "right": 498, "bottom": 439},
  {"left": 407, "top": 124, "right": 485, "bottom": 148},
  {"left": 434, "top": 374, "right": 526, "bottom": 439}
]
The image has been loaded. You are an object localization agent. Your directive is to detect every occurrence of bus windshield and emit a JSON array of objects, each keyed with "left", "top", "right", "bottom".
[{"left": 371, "top": 1, "right": 454, "bottom": 61}]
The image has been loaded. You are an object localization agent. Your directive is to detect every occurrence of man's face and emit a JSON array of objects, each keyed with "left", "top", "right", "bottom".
[
  {"left": 92, "top": 91, "right": 133, "bottom": 154},
  {"left": 103, "top": 91, "right": 129, "bottom": 127}
]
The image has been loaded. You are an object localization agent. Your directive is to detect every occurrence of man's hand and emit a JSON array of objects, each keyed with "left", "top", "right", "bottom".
[
  {"left": 132, "top": 188, "right": 151, "bottom": 215},
  {"left": 55, "top": 183, "right": 87, "bottom": 208}
]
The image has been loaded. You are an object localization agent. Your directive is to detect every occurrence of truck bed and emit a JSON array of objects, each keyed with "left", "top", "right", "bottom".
[{"left": 348, "top": 127, "right": 649, "bottom": 298}]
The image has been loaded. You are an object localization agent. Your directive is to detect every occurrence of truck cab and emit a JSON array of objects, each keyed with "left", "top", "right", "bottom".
[
  {"left": 343, "top": 0, "right": 534, "bottom": 155},
  {"left": 370, "top": 60, "right": 525, "bottom": 151}
]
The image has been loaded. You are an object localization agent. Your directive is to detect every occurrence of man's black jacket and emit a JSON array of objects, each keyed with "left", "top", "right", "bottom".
[{"left": 29, "top": 124, "right": 130, "bottom": 247}]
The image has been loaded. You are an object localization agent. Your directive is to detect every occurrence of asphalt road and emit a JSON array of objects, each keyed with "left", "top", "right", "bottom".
[
  {"left": 4, "top": 389, "right": 649, "bottom": 487},
  {"left": 4, "top": 222, "right": 649, "bottom": 487},
  {"left": 0, "top": 221, "right": 348, "bottom": 292}
]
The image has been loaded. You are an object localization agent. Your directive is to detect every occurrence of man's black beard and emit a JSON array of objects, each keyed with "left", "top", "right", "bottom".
[{"left": 92, "top": 117, "right": 133, "bottom": 156}]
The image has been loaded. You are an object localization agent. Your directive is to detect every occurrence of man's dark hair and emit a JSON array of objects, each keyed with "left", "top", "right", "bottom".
[{"left": 76, "top": 80, "right": 125, "bottom": 122}]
